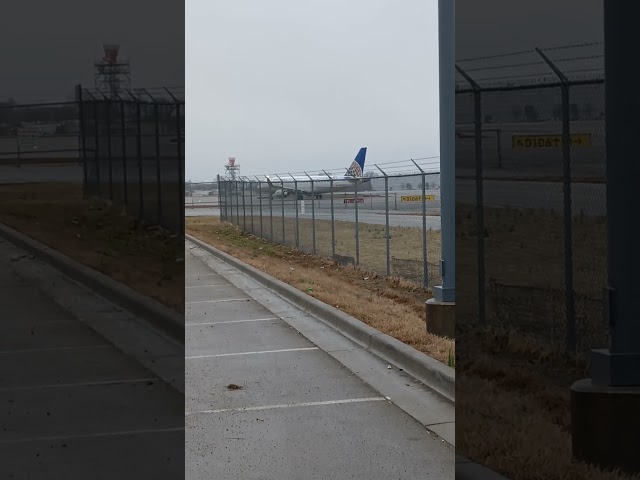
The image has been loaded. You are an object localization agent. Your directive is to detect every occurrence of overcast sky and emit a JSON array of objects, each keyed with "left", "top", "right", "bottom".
[
  {"left": 456, "top": 0, "right": 603, "bottom": 60},
  {"left": 2, "top": 0, "right": 184, "bottom": 103},
  {"left": 186, "top": 0, "right": 440, "bottom": 182}
]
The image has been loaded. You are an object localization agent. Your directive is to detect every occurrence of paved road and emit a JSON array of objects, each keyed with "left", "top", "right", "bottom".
[
  {"left": 186, "top": 205, "right": 440, "bottom": 230},
  {"left": 0, "top": 236, "right": 184, "bottom": 479},
  {"left": 185, "top": 241, "right": 453, "bottom": 479},
  {"left": 457, "top": 178, "right": 606, "bottom": 216},
  {"left": 0, "top": 163, "right": 83, "bottom": 184}
]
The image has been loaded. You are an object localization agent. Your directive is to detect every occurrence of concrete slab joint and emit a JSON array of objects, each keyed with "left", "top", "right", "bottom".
[{"left": 185, "top": 234, "right": 455, "bottom": 404}]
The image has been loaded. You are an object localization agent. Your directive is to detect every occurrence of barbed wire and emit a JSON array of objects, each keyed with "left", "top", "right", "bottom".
[
  {"left": 542, "top": 41, "right": 603, "bottom": 51},
  {"left": 81, "top": 86, "right": 184, "bottom": 103},
  {"left": 456, "top": 49, "right": 535, "bottom": 63},
  {"left": 553, "top": 54, "right": 605, "bottom": 63},
  {"left": 198, "top": 155, "right": 441, "bottom": 183},
  {"left": 457, "top": 41, "right": 604, "bottom": 64},
  {"left": 455, "top": 42, "right": 604, "bottom": 88}
]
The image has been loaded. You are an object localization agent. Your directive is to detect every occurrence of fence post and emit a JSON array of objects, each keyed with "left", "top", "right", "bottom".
[
  {"left": 537, "top": 47, "right": 575, "bottom": 353},
  {"left": 255, "top": 176, "right": 263, "bottom": 239},
  {"left": 76, "top": 85, "right": 88, "bottom": 196},
  {"left": 242, "top": 179, "right": 247, "bottom": 231},
  {"left": 153, "top": 99, "right": 162, "bottom": 225},
  {"left": 230, "top": 180, "right": 234, "bottom": 224},
  {"left": 94, "top": 100, "right": 101, "bottom": 197},
  {"left": 292, "top": 175, "right": 299, "bottom": 248},
  {"left": 304, "top": 173, "right": 316, "bottom": 254},
  {"left": 354, "top": 172, "right": 360, "bottom": 266},
  {"left": 323, "top": 170, "right": 335, "bottom": 259},
  {"left": 219, "top": 179, "right": 224, "bottom": 221},
  {"left": 249, "top": 178, "right": 254, "bottom": 234},
  {"left": 268, "top": 178, "right": 274, "bottom": 242},
  {"left": 230, "top": 180, "right": 234, "bottom": 225},
  {"left": 135, "top": 100, "right": 143, "bottom": 220},
  {"left": 456, "top": 64, "right": 486, "bottom": 324},
  {"left": 496, "top": 129, "right": 503, "bottom": 169},
  {"left": 375, "top": 165, "right": 391, "bottom": 276},
  {"left": 228, "top": 180, "right": 232, "bottom": 222},
  {"left": 176, "top": 102, "right": 185, "bottom": 235},
  {"left": 235, "top": 180, "right": 240, "bottom": 226},
  {"left": 274, "top": 174, "right": 286, "bottom": 244},
  {"left": 162, "top": 88, "right": 184, "bottom": 235},
  {"left": 217, "top": 175, "right": 223, "bottom": 221},
  {"left": 412, "top": 160, "right": 429, "bottom": 288},
  {"left": 106, "top": 100, "right": 113, "bottom": 201},
  {"left": 120, "top": 99, "right": 128, "bottom": 206}
]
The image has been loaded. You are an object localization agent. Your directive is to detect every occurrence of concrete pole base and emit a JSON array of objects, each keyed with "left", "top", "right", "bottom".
[
  {"left": 571, "top": 378, "right": 640, "bottom": 474},
  {"left": 425, "top": 298, "right": 455, "bottom": 339}
]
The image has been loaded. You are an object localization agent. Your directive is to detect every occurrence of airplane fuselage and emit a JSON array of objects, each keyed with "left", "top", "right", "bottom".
[
  {"left": 263, "top": 147, "right": 368, "bottom": 199},
  {"left": 267, "top": 175, "right": 366, "bottom": 198}
]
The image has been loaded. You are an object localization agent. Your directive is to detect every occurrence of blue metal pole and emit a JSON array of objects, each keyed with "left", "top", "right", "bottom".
[{"left": 433, "top": 0, "right": 455, "bottom": 303}]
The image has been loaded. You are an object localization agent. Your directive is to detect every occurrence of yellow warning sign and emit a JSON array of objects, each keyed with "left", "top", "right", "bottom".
[
  {"left": 512, "top": 134, "right": 592, "bottom": 149},
  {"left": 401, "top": 195, "right": 435, "bottom": 202}
]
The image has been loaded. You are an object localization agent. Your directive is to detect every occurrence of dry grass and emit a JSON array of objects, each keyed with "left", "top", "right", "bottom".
[
  {"left": 235, "top": 214, "right": 443, "bottom": 286},
  {"left": 0, "top": 182, "right": 183, "bottom": 313},
  {"left": 455, "top": 205, "right": 633, "bottom": 480},
  {"left": 186, "top": 215, "right": 454, "bottom": 366}
]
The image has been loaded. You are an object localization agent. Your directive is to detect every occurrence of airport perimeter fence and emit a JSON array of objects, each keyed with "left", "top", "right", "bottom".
[
  {"left": 0, "top": 100, "right": 81, "bottom": 163},
  {"left": 185, "top": 181, "right": 219, "bottom": 208},
  {"left": 217, "top": 161, "right": 443, "bottom": 289},
  {"left": 456, "top": 43, "right": 607, "bottom": 355},
  {"left": 79, "top": 85, "right": 185, "bottom": 234}
]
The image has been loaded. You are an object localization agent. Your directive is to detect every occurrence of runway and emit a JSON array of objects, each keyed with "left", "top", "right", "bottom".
[
  {"left": 0, "top": 163, "right": 83, "bottom": 184},
  {"left": 456, "top": 179, "right": 606, "bottom": 216},
  {"left": 187, "top": 191, "right": 442, "bottom": 230},
  {"left": 187, "top": 205, "right": 440, "bottom": 230}
]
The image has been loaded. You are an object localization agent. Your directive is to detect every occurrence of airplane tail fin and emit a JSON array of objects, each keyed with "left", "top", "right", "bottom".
[{"left": 346, "top": 147, "right": 367, "bottom": 177}]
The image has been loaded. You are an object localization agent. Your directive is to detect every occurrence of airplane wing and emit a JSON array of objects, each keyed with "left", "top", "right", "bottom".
[{"left": 266, "top": 176, "right": 307, "bottom": 196}]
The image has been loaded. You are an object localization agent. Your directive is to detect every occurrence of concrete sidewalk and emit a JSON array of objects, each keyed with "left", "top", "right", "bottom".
[
  {"left": 0, "top": 237, "right": 184, "bottom": 479},
  {"left": 185, "top": 240, "right": 454, "bottom": 479}
]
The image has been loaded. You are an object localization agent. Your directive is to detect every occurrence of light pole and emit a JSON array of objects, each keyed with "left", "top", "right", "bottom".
[
  {"left": 425, "top": 0, "right": 455, "bottom": 340},
  {"left": 570, "top": 1, "right": 640, "bottom": 474}
]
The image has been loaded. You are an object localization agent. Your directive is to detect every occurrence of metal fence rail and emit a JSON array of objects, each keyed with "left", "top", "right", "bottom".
[
  {"left": 78, "top": 85, "right": 185, "bottom": 234},
  {"left": 456, "top": 44, "right": 607, "bottom": 356},
  {"left": 216, "top": 161, "right": 442, "bottom": 289},
  {"left": 0, "top": 101, "right": 81, "bottom": 162}
]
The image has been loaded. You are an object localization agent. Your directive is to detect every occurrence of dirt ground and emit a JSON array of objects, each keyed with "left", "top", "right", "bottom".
[
  {"left": 0, "top": 183, "right": 183, "bottom": 313},
  {"left": 186, "top": 215, "right": 454, "bottom": 366},
  {"left": 455, "top": 205, "right": 632, "bottom": 480}
]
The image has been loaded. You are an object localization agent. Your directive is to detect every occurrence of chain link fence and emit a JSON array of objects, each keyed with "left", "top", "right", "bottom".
[
  {"left": 0, "top": 101, "right": 81, "bottom": 166},
  {"left": 217, "top": 159, "right": 442, "bottom": 289},
  {"left": 456, "top": 44, "right": 607, "bottom": 356},
  {"left": 79, "top": 86, "right": 185, "bottom": 234}
]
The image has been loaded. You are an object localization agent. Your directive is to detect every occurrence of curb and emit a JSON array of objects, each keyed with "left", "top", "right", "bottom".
[
  {"left": 186, "top": 233, "right": 455, "bottom": 403},
  {"left": 0, "top": 222, "right": 184, "bottom": 343},
  {"left": 456, "top": 455, "right": 511, "bottom": 480}
]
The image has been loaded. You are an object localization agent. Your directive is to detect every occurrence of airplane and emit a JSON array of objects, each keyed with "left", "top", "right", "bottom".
[{"left": 265, "top": 147, "right": 369, "bottom": 200}]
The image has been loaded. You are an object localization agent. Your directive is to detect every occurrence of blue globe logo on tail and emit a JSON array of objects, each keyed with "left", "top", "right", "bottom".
[{"left": 346, "top": 147, "right": 367, "bottom": 177}]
